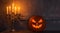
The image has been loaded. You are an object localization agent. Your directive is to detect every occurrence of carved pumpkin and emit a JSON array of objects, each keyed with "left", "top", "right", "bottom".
[{"left": 28, "top": 16, "right": 46, "bottom": 32}]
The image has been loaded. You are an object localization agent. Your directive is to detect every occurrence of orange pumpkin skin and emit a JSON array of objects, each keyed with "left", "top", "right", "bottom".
[{"left": 28, "top": 16, "right": 46, "bottom": 32}]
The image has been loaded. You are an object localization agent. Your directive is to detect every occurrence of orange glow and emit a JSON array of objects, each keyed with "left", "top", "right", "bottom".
[
  {"left": 9, "top": 6, "right": 11, "bottom": 10},
  {"left": 6, "top": 3, "right": 20, "bottom": 15},
  {"left": 31, "top": 19, "right": 36, "bottom": 23},
  {"left": 17, "top": 7, "right": 20, "bottom": 14},
  {"left": 32, "top": 24, "right": 42, "bottom": 29},
  {"left": 38, "top": 19, "right": 43, "bottom": 23},
  {"left": 12, "top": 3, "right": 14, "bottom": 10}
]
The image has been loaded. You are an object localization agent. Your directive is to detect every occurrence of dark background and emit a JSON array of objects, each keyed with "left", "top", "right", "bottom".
[{"left": 0, "top": 0, "right": 60, "bottom": 32}]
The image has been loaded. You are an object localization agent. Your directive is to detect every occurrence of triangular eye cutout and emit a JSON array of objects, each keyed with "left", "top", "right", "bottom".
[
  {"left": 38, "top": 19, "right": 43, "bottom": 23},
  {"left": 31, "top": 19, "right": 36, "bottom": 23}
]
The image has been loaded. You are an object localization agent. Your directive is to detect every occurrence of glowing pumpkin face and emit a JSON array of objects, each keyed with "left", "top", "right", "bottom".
[
  {"left": 28, "top": 16, "right": 46, "bottom": 32},
  {"left": 32, "top": 19, "right": 43, "bottom": 29}
]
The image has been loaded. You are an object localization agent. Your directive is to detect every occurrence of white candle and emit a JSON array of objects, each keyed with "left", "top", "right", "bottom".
[
  {"left": 18, "top": 7, "right": 20, "bottom": 14},
  {"left": 9, "top": 6, "right": 11, "bottom": 14},
  {"left": 15, "top": 6, "right": 17, "bottom": 15},
  {"left": 6, "top": 6, "right": 8, "bottom": 14}
]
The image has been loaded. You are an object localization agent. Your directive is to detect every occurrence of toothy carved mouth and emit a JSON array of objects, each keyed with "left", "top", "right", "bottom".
[{"left": 32, "top": 24, "right": 42, "bottom": 29}]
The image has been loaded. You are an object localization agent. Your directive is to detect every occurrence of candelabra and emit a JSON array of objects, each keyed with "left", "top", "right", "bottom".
[{"left": 6, "top": 2, "right": 21, "bottom": 32}]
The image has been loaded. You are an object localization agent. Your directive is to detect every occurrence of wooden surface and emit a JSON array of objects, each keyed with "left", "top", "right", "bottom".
[{"left": 1, "top": 30, "right": 60, "bottom": 33}]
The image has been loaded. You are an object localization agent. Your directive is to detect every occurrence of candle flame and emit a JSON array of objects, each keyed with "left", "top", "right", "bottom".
[{"left": 6, "top": 3, "right": 20, "bottom": 15}]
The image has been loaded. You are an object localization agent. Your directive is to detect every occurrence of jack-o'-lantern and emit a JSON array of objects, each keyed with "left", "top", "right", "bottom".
[{"left": 28, "top": 16, "right": 46, "bottom": 32}]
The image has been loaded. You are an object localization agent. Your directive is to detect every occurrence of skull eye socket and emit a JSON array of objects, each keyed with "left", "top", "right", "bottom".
[
  {"left": 38, "top": 19, "right": 43, "bottom": 23},
  {"left": 31, "top": 19, "right": 36, "bottom": 23}
]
